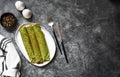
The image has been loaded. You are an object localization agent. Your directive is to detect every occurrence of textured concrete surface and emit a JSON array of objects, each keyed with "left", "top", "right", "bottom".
[{"left": 0, "top": 0, "right": 120, "bottom": 77}]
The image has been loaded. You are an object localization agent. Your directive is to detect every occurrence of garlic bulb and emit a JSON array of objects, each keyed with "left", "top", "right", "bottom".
[
  {"left": 15, "top": 1, "right": 25, "bottom": 11},
  {"left": 22, "top": 9, "right": 32, "bottom": 19}
]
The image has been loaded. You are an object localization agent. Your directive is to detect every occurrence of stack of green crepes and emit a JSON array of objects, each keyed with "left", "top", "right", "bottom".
[{"left": 19, "top": 23, "right": 50, "bottom": 63}]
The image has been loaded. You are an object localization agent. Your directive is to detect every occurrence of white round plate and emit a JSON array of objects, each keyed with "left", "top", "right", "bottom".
[{"left": 15, "top": 23, "right": 56, "bottom": 67}]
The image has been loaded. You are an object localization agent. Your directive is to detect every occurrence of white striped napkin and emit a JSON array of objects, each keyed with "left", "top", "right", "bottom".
[{"left": 0, "top": 35, "right": 21, "bottom": 77}]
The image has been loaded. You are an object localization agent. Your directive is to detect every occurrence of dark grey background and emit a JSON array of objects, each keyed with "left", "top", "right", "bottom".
[{"left": 0, "top": 0, "right": 120, "bottom": 77}]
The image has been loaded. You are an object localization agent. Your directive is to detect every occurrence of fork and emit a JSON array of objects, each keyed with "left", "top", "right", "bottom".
[{"left": 47, "top": 17, "right": 62, "bottom": 54}]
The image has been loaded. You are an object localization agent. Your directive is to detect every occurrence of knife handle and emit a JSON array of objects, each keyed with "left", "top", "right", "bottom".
[
  {"left": 53, "top": 30, "right": 62, "bottom": 54},
  {"left": 61, "top": 41, "right": 69, "bottom": 63}
]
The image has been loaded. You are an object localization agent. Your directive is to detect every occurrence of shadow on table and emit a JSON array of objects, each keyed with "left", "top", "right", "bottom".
[
  {"left": 110, "top": 0, "right": 120, "bottom": 6},
  {"left": 109, "top": 0, "right": 120, "bottom": 30}
]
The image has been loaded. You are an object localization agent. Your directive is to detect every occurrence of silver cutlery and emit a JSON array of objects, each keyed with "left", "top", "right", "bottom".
[
  {"left": 55, "top": 22, "right": 69, "bottom": 63},
  {"left": 47, "top": 17, "right": 62, "bottom": 54}
]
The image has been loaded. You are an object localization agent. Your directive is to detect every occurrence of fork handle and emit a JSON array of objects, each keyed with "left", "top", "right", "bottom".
[{"left": 52, "top": 30, "right": 62, "bottom": 54}]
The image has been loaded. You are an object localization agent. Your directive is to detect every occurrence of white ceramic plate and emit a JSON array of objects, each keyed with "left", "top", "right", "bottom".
[{"left": 15, "top": 23, "right": 56, "bottom": 67}]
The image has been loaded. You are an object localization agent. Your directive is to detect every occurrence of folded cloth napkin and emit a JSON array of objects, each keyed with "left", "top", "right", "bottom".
[{"left": 0, "top": 35, "right": 21, "bottom": 77}]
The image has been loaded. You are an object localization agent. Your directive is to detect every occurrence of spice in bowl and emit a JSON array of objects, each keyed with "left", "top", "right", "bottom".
[{"left": 0, "top": 13, "right": 17, "bottom": 30}]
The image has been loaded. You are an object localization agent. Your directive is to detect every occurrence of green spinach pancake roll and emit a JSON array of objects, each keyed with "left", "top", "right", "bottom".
[
  {"left": 33, "top": 24, "right": 50, "bottom": 61},
  {"left": 26, "top": 25, "right": 43, "bottom": 63},
  {"left": 19, "top": 26, "right": 36, "bottom": 63}
]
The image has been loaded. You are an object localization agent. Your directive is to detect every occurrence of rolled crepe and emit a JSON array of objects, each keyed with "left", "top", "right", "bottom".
[
  {"left": 33, "top": 24, "right": 50, "bottom": 61},
  {"left": 19, "top": 26, "right": 36, "bottom": 63},
  {"left": 26, "top": 25, "right": 43, "bottom": 63}
]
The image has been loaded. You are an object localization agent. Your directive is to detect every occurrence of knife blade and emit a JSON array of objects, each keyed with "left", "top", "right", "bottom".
[{"left": 55, "top": 22, "right": 69, "bottom": 63}]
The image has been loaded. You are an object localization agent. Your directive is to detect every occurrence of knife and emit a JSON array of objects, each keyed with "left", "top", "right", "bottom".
[{"left": 55, "top": 22, "right": 69, "bottom": 63}]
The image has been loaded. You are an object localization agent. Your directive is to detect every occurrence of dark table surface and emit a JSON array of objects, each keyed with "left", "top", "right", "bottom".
[{"left": 0, "top": 0, "right": 120, "bottom": 77}]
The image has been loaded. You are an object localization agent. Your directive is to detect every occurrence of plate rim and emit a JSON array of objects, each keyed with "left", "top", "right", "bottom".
[{"left": 15, "top": 23, "right": 56, "bottom": 67}]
